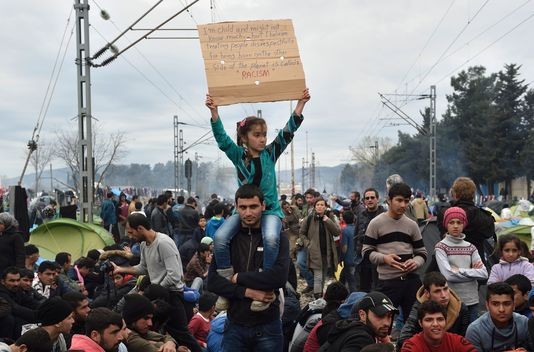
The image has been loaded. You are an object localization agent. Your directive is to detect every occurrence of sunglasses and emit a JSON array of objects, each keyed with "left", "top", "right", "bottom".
[{"left": 365, "top": 196, "right": 376, "bottom": 200}]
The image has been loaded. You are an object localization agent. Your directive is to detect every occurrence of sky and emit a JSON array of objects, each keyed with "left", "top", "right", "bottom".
[{"left": 1, "top": 0, "right": 534, "bottom": 185}]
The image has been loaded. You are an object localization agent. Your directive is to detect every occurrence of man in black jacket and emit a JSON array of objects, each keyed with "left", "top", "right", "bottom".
[
  {"left": 207, "top": 184, "right": 289, "bottom": 351},
  {"left": 396, "top": 272, "right": 470, "bottom": 351},
  {"left": 320, "top": 291, "right": 397, "bottom": 351}
]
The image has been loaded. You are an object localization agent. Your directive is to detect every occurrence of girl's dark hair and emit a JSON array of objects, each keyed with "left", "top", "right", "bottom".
[
  {"left": 497, "top": 234, "right": 522, "bottom": 256},
  {"left": 236, "top": 116, "right": 266, "bottom": 147}
]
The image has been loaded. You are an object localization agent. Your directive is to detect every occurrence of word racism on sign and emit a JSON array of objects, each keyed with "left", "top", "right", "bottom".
[{"left": 197, "top": 19, "right": 306, "bottom": 106}]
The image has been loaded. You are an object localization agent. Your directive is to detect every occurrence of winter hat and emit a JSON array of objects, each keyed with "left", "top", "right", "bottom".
[
  {"left": 443, "top": 207, "right": 468, "bottom": 228},
  {"left": 122, "top": 294, "right": 155, "bottom": 325},
  {"left": 200, "top": 236, "right": 213, "bottom": 245},
  {"left": 37, "top": 297, "right": 73, "bottom": 326}
]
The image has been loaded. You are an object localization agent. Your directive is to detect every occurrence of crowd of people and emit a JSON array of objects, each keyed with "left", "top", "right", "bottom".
[{"left": 2, "top": 84, "right": 534, "bottom": 351}]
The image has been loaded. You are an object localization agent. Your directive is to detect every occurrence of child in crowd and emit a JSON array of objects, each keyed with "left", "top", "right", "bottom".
[
  {"left": 340, "top": 210, "right": 357, "bottom": 292},
  {"left": 488, "top": 234, "right": 534, "bottom": 286},
  {"left": 188, "top": 292, "right": 218, "bottom": 350},
  {"left": 205, "top": 203, "right": 226, "bottom": 238},
  {"left": 435, "top": 207, "right": 488, "bottom": 322},
  {"left": 205, "top": 88, "right": 310, "bottom": 311}
]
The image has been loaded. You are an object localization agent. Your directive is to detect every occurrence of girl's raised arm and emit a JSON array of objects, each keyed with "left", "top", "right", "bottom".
[{"left": 205, "top": 94, "right": 220, "bottom": 122}]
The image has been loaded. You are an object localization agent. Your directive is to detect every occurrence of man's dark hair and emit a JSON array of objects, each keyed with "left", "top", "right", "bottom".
[
  {"left": 156, "top": 194, "right": 167, "bottom": 206},
  {"left": 505, "top": 274, "right": 532, "bottom": 294},
  {"left": 213, "top": 202, "right": 225, "bottom": 216},
  {"left": 210, "top": 193, "right": 218, "bottom": 199},
  {"left": 235, "top": 184, "right": 264, "bottom": 204},
  {"left": 15, "top": 327, "right": 53, "bottom": 352},
  {"left": 177, "top": 196, "right": 185, "bottom": 205},
  {"left": 1, "top": 266, "right": 20, "bottom": 280},
  {"left": 342, "top": 210, "right": 355, "bottom": 224},
  {"left": 19, "top": 268, "right": 34, "bottom": 279},
  {"left": 55, "top": 252, "right": 71, "bottom": 267},
  {"left": 25, "top": 244, "right": 39, "bottom": 256},
  {"left": 135, "top": 201, "right": 143, "bottom": 211},
  {"left": 304, "top": 188, "right": 315, "bottom": 197},
  {"left": 422, "top": 272, "right": 447, "bottom": 292},
  {"left": 186, "top": 197, "right": 196, "bottom": 205},
  {"left": 38, "top": 260, "right": 57, "bottom": 273},
  {"left": 324, "top": 281, "right": 349, "bottom": 304},
  {"left": 127, "top": 212, "right": 152, "bottom": 231},
  {"left": 106, "top": 192, "right": 114, "bottom": 198},
  {"left": 87, "top": 249, "right": 101, "bottom": 261},
  {"left": 76, "top": 257, "right": 96, "bottom": 270},
  {"left": 197, "top": 243, "right": 211, "bottom": 255},
  {"left": 388, "top": 182, "right": 412, "bottom": 199},
  {"left": 417, "top": 300, "right": 447, "bottom": 321},
  {"left": 63, "top": 291, "right": 87, "bottom": 310},
  {"left": 85, "top": 307, "right": 123, "bottom": 336},
  {"left": 486, "top": 282, "right": 514, "bottom": 301},
  {"left": 164, "top": 190, "right": 173, "bottom": 200},
  {"left": 364, "top": 188, "right": 379, "bottom": 199},
  {"left": 352, "top": 191, "right": 360, "bottom": 199},
  {"left": 198, "top": 292, "right": 218, "bottom": 312}
]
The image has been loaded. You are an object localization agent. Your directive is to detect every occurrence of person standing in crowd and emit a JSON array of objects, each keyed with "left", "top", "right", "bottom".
[
  {"left": 340, "top": 210, "right": 357, "bottom": 292},
  {"left": 204, "top": 193, "right": 220, "bottom": 220},
  {"left": 334, "top": 191, "right": 365, "bottom": 217},
  {"left": 207, "top": 184, "right": 289, "bottom": 351},
  {"left": 281, "top": 200, "right": 302, "bottom": 261},
  {"left": 151, "top": 194, "right": 172, "bottom": 237},
  {"left": 400, "top": 300, "right": 475, "bottom": 352},
  {"left": 466, "top": 282, "right": 530, "bottom": 351},
  {"left": 117, "top": 193, "right": 130, "bottom": 241},
  {"left": 206, "top": 202, "right": 226, "bottom": 239},
  {"left": 355, "top": 187, "right": 386, "bottom": 292},
  {"left": 112, "top": 213, "right": 200, "bottom": 352},
  {"left": 298, "top": 198, "right": 340, "bottom": 299},
  {"left": 437, "top": 177, "right": 495, "bottom": 267},
  {"left": 176, "top": 197, "right": 200, "bottom": 248},
  {"left": 0, "top": 213, "right": 25, "bottom": 275},
  {"left": 362, "top": 182, "right": 427, "bottom": 323},
  {"left": 100, "top": 192, "right": 117, "bottom": 235},
  {"left": 410, "top": 192, "right": 429, "bottom": 226},
  {"left": 435, "top": 206, "right": 488, "bottom": 323}
]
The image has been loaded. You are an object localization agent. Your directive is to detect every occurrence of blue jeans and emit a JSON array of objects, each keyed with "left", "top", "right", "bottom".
[
  {"left": 296, "top": 247, "right": 313, "bottom": 287},
  {"left": 222, "top": 319, "right": 283, "bottom": 352},
  {"left": 214, "top": 214, "right": 281, "bottom": 270}
]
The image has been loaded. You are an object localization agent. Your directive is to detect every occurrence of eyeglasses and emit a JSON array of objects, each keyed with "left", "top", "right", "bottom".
[{"left": 365, "top": 196, "right": 376, "bottom": 200}]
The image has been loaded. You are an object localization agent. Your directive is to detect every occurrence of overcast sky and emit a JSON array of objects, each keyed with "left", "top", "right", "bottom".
[{"left": 1, "top": 0, "right": 533, "bottom": 184}]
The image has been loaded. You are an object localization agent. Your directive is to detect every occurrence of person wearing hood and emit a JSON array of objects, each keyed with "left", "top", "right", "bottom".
[
  {"left": 397, "top": 272, "right": 470, "bottom": 351},
  {"left": 466, "top": 282, "right": 530, "bottom": 351},
  {"left": 0, "top": 213, "right": 25, "bottom": 274},
  {"left": 320, "top": 291, "right": 397, "bottom": 352}
]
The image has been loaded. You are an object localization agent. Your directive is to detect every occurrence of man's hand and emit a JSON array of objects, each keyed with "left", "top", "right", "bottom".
[
  {"left": 322, "top": 215, "right": 329, "bottom": 222},
  {"left": 111, "top": 261, "right": 121, "bottom": 275},
  {"left": 402, "top": 259, "right": 418, "bottom": 273},
  {"left": 245, "top": 288, "right": 275, "bottom": 303},
  {"left": 177, "top": 346, "right": 191, "bottom": 352},
  {"left": 157, "top": 341, "right": 177, "bottom": 352},
  {"left": 231, "top": 273, "right": 238, "bottom": 284},
  {"left": 383, "top": 254, "right": 405, "bottom": 271},
  {"left": 472, "top": 261, "right": 484, "bottom": 269}
]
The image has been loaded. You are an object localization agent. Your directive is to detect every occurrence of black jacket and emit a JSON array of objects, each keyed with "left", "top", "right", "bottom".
[
  {"left": 177, "top": 205, "right": 200, "bottom": 236},
  {"left": 179, "top": 227, "right": 205, "bottom": 268},
  {"left": 207, "top": 225, "right": 289, "bottom": 327},
  {"left": 0, "top": 227, "right": 25, "bottom": 273},
  {"left": 319, "top": 318, "right": 377, "bottom": 352},
  {"left": 0, "top": 284, "right": 39, "bottom": 323}
]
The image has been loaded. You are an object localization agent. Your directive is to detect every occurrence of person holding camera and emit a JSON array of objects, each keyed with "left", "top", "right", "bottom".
[
  {"left": 297, "top": 197, "right": 340, "bottom": 299},
  {"left": 112, "top": 213, "right": 201, "bottom": 352}
]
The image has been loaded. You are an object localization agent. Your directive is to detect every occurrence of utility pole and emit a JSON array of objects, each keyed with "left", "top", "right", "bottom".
[
  {"left": 310, "top": 152, "right": 316, "bottom": 189},
  {"left": 74, "top": 0, "right": 94, "bottom": 223},
  {"left": 301, "top": 157, "right": 306, "bottom": 191},
  {"left": 379, "top": 85, "right": 437, "bottom": 199},
  {"left": 429, "top": 85, "right": 437, "bottom": 199},
  {"left": 50, "top": 163, "right": 53, "bottom": 192},
  {"left": 179, "top": 129, "right": 184, "bottom": 195},
  {"left": 173, "top": 115, "right": 180, "bottom": 198}
]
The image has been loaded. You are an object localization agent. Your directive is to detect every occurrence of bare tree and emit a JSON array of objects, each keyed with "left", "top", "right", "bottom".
[
  {"left": 55, "top": 124, "right": 127, "bottom": 193},
  {"left": 27, "top": 140, "right": 55, "bottom": 193},
  {"left": 349, "top": 136, "right": 392, "bottom": 167}
]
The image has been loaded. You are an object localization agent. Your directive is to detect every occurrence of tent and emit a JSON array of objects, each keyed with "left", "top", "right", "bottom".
[{"left": 29, "top": 218, "right": 115, "bottom": 261}]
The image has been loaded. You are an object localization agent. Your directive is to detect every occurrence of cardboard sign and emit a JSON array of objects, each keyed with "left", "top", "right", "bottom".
[{"left": 198, "top": 19, "right": 306, "bottom": 106}]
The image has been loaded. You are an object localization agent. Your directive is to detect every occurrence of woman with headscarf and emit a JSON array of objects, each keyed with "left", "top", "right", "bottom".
[{"left": 0, "top": 212, "right": 25, "bottom": 273}]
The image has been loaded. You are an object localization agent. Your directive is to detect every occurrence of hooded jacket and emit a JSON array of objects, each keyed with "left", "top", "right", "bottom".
[
  {"left": 465, "top": 311, "right": 530, "bottom": 352},
  {"left": 70, "top": 334, "right": 105, "bottom": 352},
  {"left": 319, "top": 319, "right": 377, "bottom": 352},
  {"left": 487, "top": 257, "right": 534, "bottom": 286},
  {"left": 397, "top": 286, "right": 469, "bottom": 350}
]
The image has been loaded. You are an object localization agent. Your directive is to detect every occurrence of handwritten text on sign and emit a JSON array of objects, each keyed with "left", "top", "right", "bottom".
[{"left": 198, "top": 19, "right": 306, "bottom": 106}]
